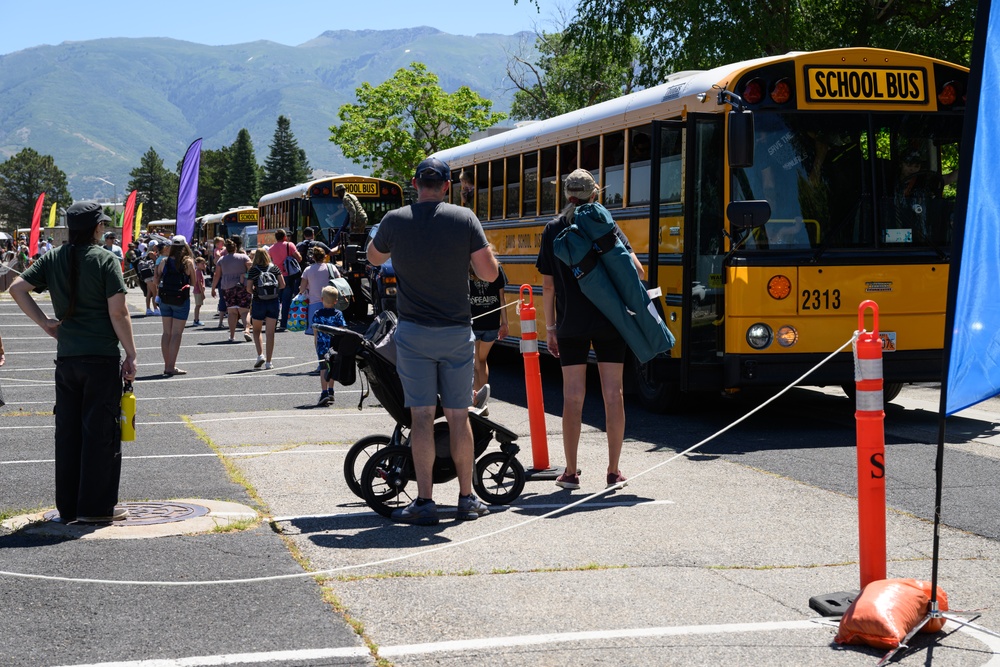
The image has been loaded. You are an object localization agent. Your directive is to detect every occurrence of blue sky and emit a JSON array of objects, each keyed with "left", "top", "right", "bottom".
[{"left": 0, "top": 0, "right": 568, "bottom": 55}]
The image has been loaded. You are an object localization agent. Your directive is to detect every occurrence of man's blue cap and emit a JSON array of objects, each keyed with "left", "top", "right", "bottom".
[{"left": 414, "top": 157, "right": 451, "bottom": 182}]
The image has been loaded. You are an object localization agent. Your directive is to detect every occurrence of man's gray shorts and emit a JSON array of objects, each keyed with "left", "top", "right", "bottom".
[{"left": 395, "top": 320, "right": 474, "bottom": 409}]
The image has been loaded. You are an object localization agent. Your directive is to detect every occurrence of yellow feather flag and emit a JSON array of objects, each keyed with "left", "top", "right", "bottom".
[
  {"left": 134, "top": 203, "right": 143, "bottom": 241},
  {"left": 48, "top": 203, "right": 57, "bottom": 228}
]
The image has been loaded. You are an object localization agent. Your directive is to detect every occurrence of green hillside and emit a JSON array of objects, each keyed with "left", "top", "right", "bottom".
[{"left": 0, "top": 28, "right": 530, "bottom": 200}]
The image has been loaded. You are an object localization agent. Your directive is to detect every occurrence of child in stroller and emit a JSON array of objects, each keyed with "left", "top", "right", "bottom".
[{"left": 314, "top": 312, "right": 525, "bottom": 520}]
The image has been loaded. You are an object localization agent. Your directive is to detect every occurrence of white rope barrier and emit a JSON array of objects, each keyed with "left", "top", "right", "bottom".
[{"left": 0, "top": 334, "right": 859, "bottom": 587}]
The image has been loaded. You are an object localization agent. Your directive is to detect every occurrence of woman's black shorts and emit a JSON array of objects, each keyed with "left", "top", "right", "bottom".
[{"left": 557, "top": 332, "right": 627, "bottom": 366}]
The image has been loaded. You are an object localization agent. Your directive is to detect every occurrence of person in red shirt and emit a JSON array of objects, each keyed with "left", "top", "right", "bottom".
[{"left": 266, "top": 228, "right": 302, "bottom": 331}]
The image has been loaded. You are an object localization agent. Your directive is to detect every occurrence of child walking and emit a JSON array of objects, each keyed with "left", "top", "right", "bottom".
[
  {"left": 312, "top": 285, "right": 346, "bottom": 406},
  {"left": 192, "top": 257, "right": 207, "bottom": 325}
]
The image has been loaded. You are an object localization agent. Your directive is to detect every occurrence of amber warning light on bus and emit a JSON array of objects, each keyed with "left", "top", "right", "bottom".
[{"left": 740, "top": 77, "right": 793, "bottom": 106}]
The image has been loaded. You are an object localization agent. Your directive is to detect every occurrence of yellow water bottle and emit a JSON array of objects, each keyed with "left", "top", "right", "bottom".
[{"left": 120, "top": 381, "right": 136, "bottom": 441}]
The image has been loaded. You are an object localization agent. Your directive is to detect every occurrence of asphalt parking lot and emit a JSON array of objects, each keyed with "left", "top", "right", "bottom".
[{"left": 2, "top": 288, "right": 1000, "bottom": 667}]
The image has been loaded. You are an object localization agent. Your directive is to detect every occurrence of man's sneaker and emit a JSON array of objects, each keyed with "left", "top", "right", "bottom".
[
  {"left": 76, "top": 506, "right": 129, "bottom": 523},
  {"left": 264, "top": 361, "right": 273, "bottom": 370},
  {"left": 391, "top": 498, "right": 439, "bottom": 526},
  {"left": 317, "top": 390, "right": 333, "bottom": 407},
  {"left": 254, "top": 354, "right": 265, "bottom": 369},
  {"left": 472, "top": 383, "right": 490, "bottom": 416},
  {"left": 193, "top": 320, "right": 203, "bottom": 326},
  {"left": 457, "top": 493, "right": 490, "bottom": 521},
  {"left": 606, "top": 471, "right": 628, "bottom": 489},
  {"left": 555, "top": 472, "right": 580, "bottom": 489}
]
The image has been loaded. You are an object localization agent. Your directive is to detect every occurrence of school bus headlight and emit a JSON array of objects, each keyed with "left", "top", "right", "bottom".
[
  {"left": 770, "top": 78, "right": 792, "bottom": 104},
  {"left": 776, "top": 325, "right": 799, "bottom": 347},
  {"left": 767, "top": 275, "right": 792, "bottom": 300},
  {"left": 746, "top": 323, "right": 773, "bottom": 350}
]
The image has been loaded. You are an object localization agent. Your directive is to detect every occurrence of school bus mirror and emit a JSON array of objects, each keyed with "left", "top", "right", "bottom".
[
  {"left": 728, "top": 110, "right": 755, "bottom": 168},
  {"left": 727, "top": 200, "right": 772, "bottom": 230}
]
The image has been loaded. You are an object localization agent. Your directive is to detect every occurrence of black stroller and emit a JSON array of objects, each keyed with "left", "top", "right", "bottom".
[{"left": 314, "top": 312, "right": 525, "bottom": 518}]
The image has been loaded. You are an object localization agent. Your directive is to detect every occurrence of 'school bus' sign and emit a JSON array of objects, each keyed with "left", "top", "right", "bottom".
[
  {"left": 343, "top": 182, "right": 379, "bottom": 197},
  {"left": 804, "top": 66, "right": 928, "bottom": 104}
]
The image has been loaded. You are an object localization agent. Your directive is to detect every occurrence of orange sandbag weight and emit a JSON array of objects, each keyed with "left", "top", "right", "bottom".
[
  {"left": 855, "top": 299, "right": 887, "bottom": 588},
  {"left": 519, "top": 284, "right": 549, "bottom": 470}
]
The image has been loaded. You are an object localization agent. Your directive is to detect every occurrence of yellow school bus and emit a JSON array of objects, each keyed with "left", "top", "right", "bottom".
[
  {"left": 431, "top": 48, "right": 968, "bottom": 410},
  {"left": 257, "top": 175, "right": 404, "bottom": 247},
  {"left": 198, "top": 207, "right": 258, "bottom": 246}
]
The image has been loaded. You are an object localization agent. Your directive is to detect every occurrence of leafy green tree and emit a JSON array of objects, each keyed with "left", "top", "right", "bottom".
[
  {"left": 330, "top": 62, "right": 507, "bottom": 182},
  {"left": 128, "top": 147, "right": 177, "bottom": 222},
  {"left": 221, "top": 128, "right": 259, "bottom": 209},
  {"left": 261, "top": 115, "right": 311, "bottom": 194},
  {"left": 0, "top": 148, "right": 72, "bottom": 230},
  {"left": 508, "top": 29, "right": 641, "bottom": 121},
  {"left": 521, "top": 0, "right": 976, "bottom": 90}
]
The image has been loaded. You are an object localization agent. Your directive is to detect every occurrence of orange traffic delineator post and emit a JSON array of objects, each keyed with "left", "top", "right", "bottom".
[
  {"left": 518, "top": 284, "right": 559, "bottom": 480},
  {"left": 855, "top": 299, "right": 887, "bottom": 588}
]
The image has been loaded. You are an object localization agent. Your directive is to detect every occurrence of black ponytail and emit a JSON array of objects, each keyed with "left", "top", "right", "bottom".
[{"left": 63, "top": 225, "right": 99, "bottom": 319}]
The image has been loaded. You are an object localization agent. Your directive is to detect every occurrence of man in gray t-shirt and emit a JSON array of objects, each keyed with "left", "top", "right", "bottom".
[{"left": 368, "top": 156, "right": 498, "bottom": 525}]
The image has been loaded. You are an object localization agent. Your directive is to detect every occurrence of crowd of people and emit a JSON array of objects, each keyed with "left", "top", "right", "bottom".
[{"left": 4, "top": 154, "right": 648, "bottom": 528}]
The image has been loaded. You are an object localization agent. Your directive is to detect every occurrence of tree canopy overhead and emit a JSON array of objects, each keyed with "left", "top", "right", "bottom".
[
  {"left": 330, "top": 62, "right": 507, "bottom": 183},
  {"left": 518, "top": 0, "right": 975, "bottom": 92}
]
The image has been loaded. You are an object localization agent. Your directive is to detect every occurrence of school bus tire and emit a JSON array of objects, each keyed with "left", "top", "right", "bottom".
[
  {"left": 630, "top": 354, "right": 684, "bottom": 413},
  {"left": 841, "top": 382, "right": 904, "bottom": 405}
]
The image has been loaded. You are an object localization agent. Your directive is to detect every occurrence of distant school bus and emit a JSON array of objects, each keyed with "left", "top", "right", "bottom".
[
  {"left": 431, "top": 48, "right": 968, "bottom": 410},
  {"left": 257, "top": 175, "right": 404, "bottom": 247},
  {"left": 198, "top": 207, "right": 258, "bottom": 246}
]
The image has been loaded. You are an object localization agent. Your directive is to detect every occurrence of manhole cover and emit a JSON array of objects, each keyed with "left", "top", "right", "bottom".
[{"left": 44, "top": 501, "right": 210, "bottom": 526}]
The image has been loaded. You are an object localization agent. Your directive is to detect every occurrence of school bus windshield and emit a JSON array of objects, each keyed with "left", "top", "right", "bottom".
[{"left": 732, "top": 112, "right": 962, "bottom": 255}]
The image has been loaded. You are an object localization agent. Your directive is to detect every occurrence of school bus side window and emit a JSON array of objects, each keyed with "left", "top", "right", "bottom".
[
  {"left": 629, "top": 126, "right": 653, "bottom": 204},
  {"left": 604, "top": 131, "right": 625, "bottom": 208},
  {"left": 490, "top": 159, "right": 504, "bottom": 220},
  {"left": 540, "top": 147, "right": 557, "bottom": 215},
  {"left": 523, "top": 151, "right": 538, "bottom": 216},
  {"left": 506, "top": 155, "right": 520, "bottom": 218},
  {"left": 476, "top": 166, "right": 488, "bottom": 220}
]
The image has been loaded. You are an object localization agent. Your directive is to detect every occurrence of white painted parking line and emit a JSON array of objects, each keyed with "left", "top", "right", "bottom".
[
  {"left": 0, "top": 409, "right": 388, "bottom": 431},
  {"left": 3, "top": 448, "right": 350, "bottom": 466},
  {"left": 0, "top": 356, "right": 297, "bottom": 373},
  {"left": 10, "top": 391, "right": 329, "bottom": 405},
  {"left": 56, "top": 618, "right": 1000, "bottom": 667}
]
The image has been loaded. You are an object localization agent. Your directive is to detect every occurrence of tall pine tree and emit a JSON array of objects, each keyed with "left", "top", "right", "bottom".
[
  {"left": 127, "top": 147, "right": 177, "bottom": 222},
  {"left": 221, "top": 129, "right": 259, "bottom": 210},
  {"left": 0, "top": 148, "right": 72, "bottom": 228},
  {"left": 261, "top": 116, "right": 311, "bottom": 194}
]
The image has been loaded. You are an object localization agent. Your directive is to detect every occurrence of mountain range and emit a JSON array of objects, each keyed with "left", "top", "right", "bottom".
[{"left": 0, "top": 27, "right": 533, "bottom": 201}]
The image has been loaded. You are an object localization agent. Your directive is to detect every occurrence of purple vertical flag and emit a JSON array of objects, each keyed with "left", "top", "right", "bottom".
[
  {"left": 945, "top": 0, "right": 999, "bottom": 415},
  {"left": 175, "top": 138, "right": 202, "bottom": 242}
]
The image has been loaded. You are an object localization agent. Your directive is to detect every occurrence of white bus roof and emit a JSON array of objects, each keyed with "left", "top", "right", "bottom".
[{"left": 430, "top": 53, "right": 797, "bottom": 166}]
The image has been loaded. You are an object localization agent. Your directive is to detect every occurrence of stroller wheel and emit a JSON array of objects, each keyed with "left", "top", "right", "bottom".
[
  {"left": 344, "top": 434, "right": 392, "bottom": 499},
  {"left": 474, "top": 452, "right": 526, "bottom": 505},
  {"left": 360, "top": 444, "right": 416, "bottom": 518}
]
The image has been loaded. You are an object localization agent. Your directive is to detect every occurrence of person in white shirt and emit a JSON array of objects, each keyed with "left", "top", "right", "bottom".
[{"left": 102, "top": 232, "right": 124, "bottom": 262}]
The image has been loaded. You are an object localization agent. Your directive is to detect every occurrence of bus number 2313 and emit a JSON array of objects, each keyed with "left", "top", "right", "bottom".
[{"left": 801, "top": 289, "right": 842, "bottom": 310}]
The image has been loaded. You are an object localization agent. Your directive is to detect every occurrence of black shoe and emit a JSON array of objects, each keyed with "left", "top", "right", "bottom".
[{"left": 276, "top": 326, "right": 287, "bottom": 333}]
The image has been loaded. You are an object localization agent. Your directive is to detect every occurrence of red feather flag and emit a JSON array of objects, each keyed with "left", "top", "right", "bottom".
[
  {"left": 29, "top": 192, "right": 45, "bottom": 259},
  {"left": 121, "top": 190, "right": 138, "bottom": 249}
]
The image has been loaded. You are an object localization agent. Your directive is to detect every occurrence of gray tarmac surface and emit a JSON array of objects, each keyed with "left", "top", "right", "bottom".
[{"left": 2, "top": 288, "right": 1000, "bottom": 667}]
